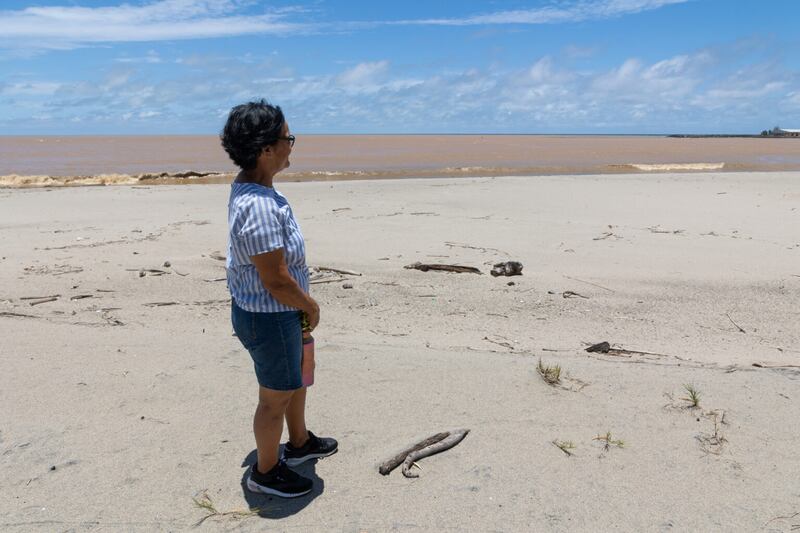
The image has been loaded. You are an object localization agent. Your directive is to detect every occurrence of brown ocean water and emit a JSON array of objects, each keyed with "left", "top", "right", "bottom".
[{"left": 2, "top": 135, "right": 800, "bottom": 187}]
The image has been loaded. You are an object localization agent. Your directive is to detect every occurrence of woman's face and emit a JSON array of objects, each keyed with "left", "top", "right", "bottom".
[{"left": 272, "top": 121, "right": 292, "bottom": 172}]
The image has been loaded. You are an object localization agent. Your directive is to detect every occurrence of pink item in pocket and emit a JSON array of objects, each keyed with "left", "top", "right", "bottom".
[{"left": 301, "top": 333, "right": 315, "bottom": 387}]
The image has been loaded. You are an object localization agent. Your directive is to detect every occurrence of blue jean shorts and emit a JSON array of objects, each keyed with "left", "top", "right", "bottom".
[{"left": 231, "top": 300, "right": 303, "bottom": 391}]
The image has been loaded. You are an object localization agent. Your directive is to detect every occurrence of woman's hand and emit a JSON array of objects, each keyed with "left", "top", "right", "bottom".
[{"left": 305, "top": 300, "right": 320, "bottom": 331}]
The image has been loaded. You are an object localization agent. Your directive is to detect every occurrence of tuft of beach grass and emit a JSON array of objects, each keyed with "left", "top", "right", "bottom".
[
  {"left": 593, "top": 431, "right": 625, "bottom": 451},
  {"left": 537, "top": 359, "right": 562, "bottom": 385},
  {"left": 192, "top": 490, "right": 261, "bottom": 526},
  {"left": 681, "top": 383, "right": 701, "bottom": 408}
]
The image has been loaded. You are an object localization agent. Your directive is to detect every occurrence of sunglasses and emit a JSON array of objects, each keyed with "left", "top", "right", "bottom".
[{"left": 276, "top": 134, "right": 295, "bottom": 147}]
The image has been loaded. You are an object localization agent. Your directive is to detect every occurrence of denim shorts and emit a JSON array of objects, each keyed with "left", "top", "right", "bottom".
[{"left": 231, "top": 300, "right": 303, "bottom": 391}]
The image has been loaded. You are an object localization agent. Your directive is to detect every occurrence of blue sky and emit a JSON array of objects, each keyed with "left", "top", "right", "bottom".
[{"left": 0, "top": 0, "right": 798, "bottom": 134}]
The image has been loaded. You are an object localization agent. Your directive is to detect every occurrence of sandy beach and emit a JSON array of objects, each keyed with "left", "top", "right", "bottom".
[{"left": 1, "top": 172, "right": 799, "bottom": 531}]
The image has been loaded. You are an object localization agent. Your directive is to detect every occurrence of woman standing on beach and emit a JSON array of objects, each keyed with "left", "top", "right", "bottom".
[{"left": 221, "top": 100, "right": 337, "bottom": 498}]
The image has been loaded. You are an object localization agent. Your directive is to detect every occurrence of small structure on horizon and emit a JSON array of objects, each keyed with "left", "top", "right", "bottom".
[{"left": 762, "top": 127, "right": 800, "bottom": 137}]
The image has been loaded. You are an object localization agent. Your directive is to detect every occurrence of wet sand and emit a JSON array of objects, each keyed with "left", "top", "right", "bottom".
[{"left": 1, "top": 172, "right": 799, "bottom": 531}]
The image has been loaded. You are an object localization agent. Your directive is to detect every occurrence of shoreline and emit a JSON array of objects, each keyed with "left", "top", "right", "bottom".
[{"left": 2, "top": 161, "right": 800, "bottom": 188}]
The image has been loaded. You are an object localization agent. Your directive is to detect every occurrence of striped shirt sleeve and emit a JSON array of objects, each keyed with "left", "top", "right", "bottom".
[{"left": 238, "top": 195, "right": 284, "bottom": 257}]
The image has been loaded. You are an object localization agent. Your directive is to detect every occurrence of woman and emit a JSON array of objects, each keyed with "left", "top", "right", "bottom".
[{"left": 221, "top": 100, "right": 337, "bottom": 498}]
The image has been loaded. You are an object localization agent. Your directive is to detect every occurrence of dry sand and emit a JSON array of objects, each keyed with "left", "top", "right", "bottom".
[{"left": 1, "top": 172, "right": 799, "bottom": 532}]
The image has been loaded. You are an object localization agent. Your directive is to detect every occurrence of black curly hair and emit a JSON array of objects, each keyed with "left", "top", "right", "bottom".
[{"left": 220, "top": 99, "right": 285, "bottom": 170}]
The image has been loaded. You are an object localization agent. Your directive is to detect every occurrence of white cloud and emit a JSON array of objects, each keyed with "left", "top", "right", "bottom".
[
  {"left": 336, "top": 61, "right": 389, "bottom": 93},
  {"left": 3, "top": 39, "right": 797, "bottom": 134},
  {"left": 0, "top": 0, "right": 691, "bottom": 51},
  {"left": 116, "top": 50, "right": 163, "bottom": 63},
  {"left": 0, "top": 0, "right": 311, "bottom": 49},
  {"left": 1, "top": 82, "right": 62, "bottom": 96},
  {"left": 786, "top": 92, "right": 800, "bottom": 108},
  {"left": 397, "top": 0, "right": 690, "bottom": 26}
]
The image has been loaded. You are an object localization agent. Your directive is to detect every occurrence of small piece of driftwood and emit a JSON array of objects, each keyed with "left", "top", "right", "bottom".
[
  {"left": 379, "top": 432, "right": 449, "bottom": 475},
  {"left": 562, "top": 291, "right": 589, "bottom": 299},
  {"left": 0, "top": 311, "right": 39, "bottom": 318},
  {"left": 404, "top": 262, "right": 481, "bottom": 274},
  {"left": 29, "top": 297, "right": 58, "bottom": 306},
  {"left": 752, "top": 362, "right": 800, "bottom": 369},
  {"left": 586, "top": 341, "right": 611, "bottom": 353},
  {"left": 726, "top": 313, "right": 746, "bottom": 334},
  {"left": 402, "top": 429, "right": 470, "bottom": 478},
  {"left": 315, "top": 266, "right": 362, "bottom": 276},
  {"left": 490, "top": 261, "right": 523, "bottom": 277},
  {"left": 585, "top": 341, "right": 672, "bottom": 358}
]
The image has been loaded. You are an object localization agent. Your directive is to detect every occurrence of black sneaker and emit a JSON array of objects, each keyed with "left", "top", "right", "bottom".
[
  {"left": 246, "top": 460, "right": 312, "bottom": 498},
  {"left": 283, "top": 431, "right": 338, "bottom": 466}
]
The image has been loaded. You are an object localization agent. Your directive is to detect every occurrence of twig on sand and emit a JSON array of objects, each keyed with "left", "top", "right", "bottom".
[
  {"left": 552, "top": 440, "right": 576, "bottom": 457},
  {"left": 404, "top": 262, "right": 481, "bottom": 274},
  {"left": 444, "top": 241, "right": 509, "bottom": 255},
  {"left": 725, "top": 313, "right": 746, "bottom": 333},
  {"left": 143, "top": 301, "right": 179, "bottom": 307},
  {"left": 314, "top": 266, "right": 362, "bottom": 276},
  {"left": 70, "top": 294, "right": 94, "bottom": 301},
  {"left": 764, "top": 511, "right": 800, "bottom": 528},
  {"left": 752, "top": 362, "right": 800, "bottom": 369},
  {"left": 562, "top": 290, "right": 589, "bottom": 299},
  {"left": 0, "top": 311, "right": 40, "bottom": 319},
  {"left": 203, "top": 277, "right": 226, "bottom": 282},
  {"left": 483, "top": 336, "right": 515, "bottom": 350},
  {"left": 310, "top": 277, "right": 349, "bottom": 285},
  {"left": 21, "top": 294, "right": 60, "bottom": 300},
  {"left": 29, "top": 297, "right": 59, "bottom": 306},
  {"left": 563, "top": 275, "right": 615, "bottom": 293}
]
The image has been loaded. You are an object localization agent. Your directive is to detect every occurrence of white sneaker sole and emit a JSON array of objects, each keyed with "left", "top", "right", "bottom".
[
  {"left": 284, "top": 448, "right": 338, "bottom": 467},
  {"left": 246, "top": 477, "right": 312, "bottom": 498}
]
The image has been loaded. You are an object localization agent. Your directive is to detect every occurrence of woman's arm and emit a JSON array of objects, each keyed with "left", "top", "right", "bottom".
[{"left": 251, "top": 248, "right": 320, "bottom": 330}]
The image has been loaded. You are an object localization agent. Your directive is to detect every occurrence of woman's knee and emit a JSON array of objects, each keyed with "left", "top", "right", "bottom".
[{"left": 257, "top": 386, "right": 294, "bottom": 411}]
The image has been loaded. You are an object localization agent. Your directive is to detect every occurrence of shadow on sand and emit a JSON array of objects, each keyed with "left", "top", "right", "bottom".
[{"left": 239, "top": 447, "right": 325, "bottom": 519}]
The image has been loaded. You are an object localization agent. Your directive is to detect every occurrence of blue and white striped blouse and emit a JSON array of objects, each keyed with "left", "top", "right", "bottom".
[{"left": 226, "top": 182, "right": 310, "bottom": 313}]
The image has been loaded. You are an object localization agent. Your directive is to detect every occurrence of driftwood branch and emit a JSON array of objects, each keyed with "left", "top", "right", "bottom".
[
  {"left": 402, "top": 429, "right": 470, "bottom": 478},
  {"left": 379, "top": 432, "right": 449, "bottom": 475}
]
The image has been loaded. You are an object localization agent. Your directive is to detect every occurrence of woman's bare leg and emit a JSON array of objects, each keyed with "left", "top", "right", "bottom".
[
  {"left": 285, "top": 386, "right": 309, "bottom": 448},
  {"left": 254, "top": 386, "right": 294, "bottom": 473}
]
